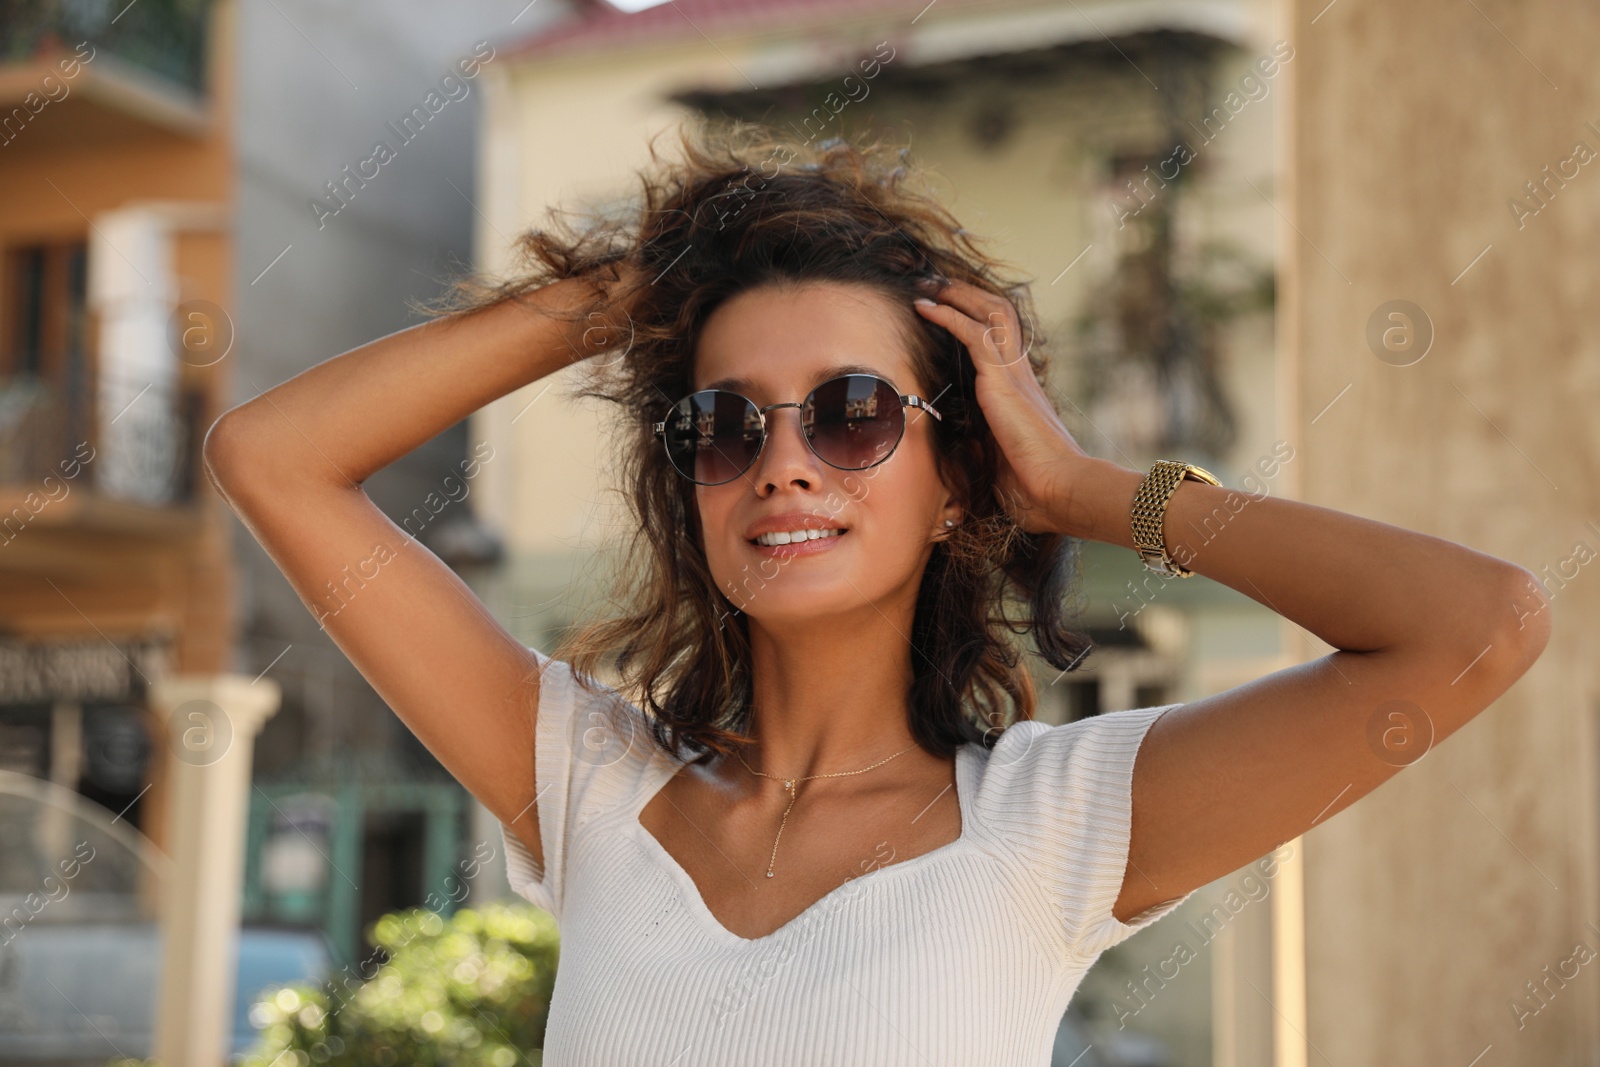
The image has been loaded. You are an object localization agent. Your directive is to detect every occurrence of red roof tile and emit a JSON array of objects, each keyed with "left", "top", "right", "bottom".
[{"left": 503, "top": 0, "right": 998, "bottom": 60}]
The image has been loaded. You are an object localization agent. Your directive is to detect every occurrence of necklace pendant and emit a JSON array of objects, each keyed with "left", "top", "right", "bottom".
[
  {"left": 784, "top": 779, "right": 795, "bottom": 792},
  {"left": 766, "top": 871, "right": 774, "bottom": 878}
]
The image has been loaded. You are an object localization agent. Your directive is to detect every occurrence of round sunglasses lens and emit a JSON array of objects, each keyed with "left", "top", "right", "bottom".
[
  {"left": 662, "top": 391, "right": 761, "bottom": 485},
  {"left": 805, "top": 375, "right": 904, "bottom": 470}
]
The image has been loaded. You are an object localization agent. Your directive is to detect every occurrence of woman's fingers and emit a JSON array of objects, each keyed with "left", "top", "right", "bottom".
[
  {"left": 912, "top": 277, "right": 1094, "bottom": 535},
  {"left": 914, "top": 278, "right": 1029, "bottom": 369}
]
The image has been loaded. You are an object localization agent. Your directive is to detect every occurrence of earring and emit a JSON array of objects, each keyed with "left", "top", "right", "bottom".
[{"left": 944, "top": 519, "right": 956, "bottom": 528}]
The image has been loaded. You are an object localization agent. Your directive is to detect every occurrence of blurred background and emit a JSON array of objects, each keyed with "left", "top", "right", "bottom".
[{"left": 0, "top": 0, "right": 1593, "bottom": 1064}]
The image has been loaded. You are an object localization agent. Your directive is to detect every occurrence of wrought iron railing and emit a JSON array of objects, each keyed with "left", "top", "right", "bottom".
[
  {"left": 0, "top": 370, "right": 205, "bottom": 507},
  {"left": 0, "top": 0, "right": 214, "bottom": 95}
]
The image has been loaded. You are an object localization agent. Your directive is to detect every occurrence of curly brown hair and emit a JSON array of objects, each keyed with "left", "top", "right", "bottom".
[{"left": 432, "top": 116, "right": 1093, "bottom": 764}]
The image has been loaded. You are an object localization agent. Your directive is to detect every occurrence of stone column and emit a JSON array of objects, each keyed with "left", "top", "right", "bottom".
[
  {"left": 149, "top": 674, "right": 281, "bottom": 1067},
  {"left": 88, "top": 206, "right": 177, "bottom": 506}
]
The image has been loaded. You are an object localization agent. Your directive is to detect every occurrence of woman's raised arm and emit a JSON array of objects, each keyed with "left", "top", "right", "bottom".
[
  {"left": 911, "top": 276, "right": 1552, "bottom": 923},
  {"left": 201, "top": 270, "right": 631, "bottom": 875},
  {"left": 1059, "top": 457, "right": 1553, "bottom": 921}
]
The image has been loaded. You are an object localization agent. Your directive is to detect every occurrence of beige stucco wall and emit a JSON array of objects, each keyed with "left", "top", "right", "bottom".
[
  {"left": 1283, "top": 0, "right": 1600, "bottom": 1062},
  {"left": 472, "top": 52, "right": 696, "bottom": 559}
]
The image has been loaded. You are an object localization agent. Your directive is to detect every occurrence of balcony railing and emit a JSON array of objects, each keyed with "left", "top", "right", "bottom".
[
  {"left": 0, "top": 0, "right": 213, "bottom": 95},
  {"left": 0, "top": 370, "right": 205, "bottom": 508}
]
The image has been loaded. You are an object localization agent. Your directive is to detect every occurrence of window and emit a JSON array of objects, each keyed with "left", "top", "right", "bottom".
[
  {"left": 4, "top": 240, "right": 90, "bottom": 382},
  {"left": 2, "top": 240, "right": 93, "bottom": 480}
]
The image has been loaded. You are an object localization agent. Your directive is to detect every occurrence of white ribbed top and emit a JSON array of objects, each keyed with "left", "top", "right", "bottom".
[{"left": 501, "top": 647, "right": 1192, "bottom": 1066}]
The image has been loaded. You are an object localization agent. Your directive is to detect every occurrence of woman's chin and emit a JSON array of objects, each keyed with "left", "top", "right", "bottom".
[{"left": 737, "top": 590, "right": 882, "bottom": 627}]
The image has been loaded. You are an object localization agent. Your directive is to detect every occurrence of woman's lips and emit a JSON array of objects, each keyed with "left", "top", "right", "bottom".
[{"left": 747, "top": 529, "right": 849, "bottom": 558}]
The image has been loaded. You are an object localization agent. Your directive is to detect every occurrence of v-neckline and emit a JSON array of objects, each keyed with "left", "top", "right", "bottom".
[{"left": 631, "top": 742, "right": 975, "bottom": 946}]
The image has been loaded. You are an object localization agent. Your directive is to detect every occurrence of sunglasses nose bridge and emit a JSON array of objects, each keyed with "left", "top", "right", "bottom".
[{"left": 750, "top": 400, "right": 818, "bottom": 473}]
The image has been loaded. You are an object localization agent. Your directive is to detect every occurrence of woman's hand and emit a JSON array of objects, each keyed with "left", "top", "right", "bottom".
[{"left": 913, "top": 278, "right": 1093, "bottom": 534}]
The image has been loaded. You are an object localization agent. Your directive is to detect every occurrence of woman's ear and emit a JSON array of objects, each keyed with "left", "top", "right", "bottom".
[{"left": 934, "top": 480, "right": 967, "bottom": 540}]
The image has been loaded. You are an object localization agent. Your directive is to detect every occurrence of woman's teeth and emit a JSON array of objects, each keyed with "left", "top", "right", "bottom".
[{"left": 754, "top": 528, "right": 845, "bottom": 547}]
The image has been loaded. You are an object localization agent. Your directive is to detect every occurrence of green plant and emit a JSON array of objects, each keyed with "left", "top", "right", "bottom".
[{"left": 239, "top": 902, "right": 559, "bottom": 1067}]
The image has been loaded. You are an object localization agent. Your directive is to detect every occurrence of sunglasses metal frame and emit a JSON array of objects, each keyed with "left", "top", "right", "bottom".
[{"left": 651, "top": 373, "right": 944, "bottom": 485}]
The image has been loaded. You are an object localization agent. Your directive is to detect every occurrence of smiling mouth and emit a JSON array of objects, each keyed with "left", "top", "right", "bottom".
[{"left": 748, "top": 528, "right": 849, "bottom": 547}]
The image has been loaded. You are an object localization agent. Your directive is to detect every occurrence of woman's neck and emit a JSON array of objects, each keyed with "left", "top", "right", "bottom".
[{"left": 738, "top": 614, "right": 920, "bottom": 780}]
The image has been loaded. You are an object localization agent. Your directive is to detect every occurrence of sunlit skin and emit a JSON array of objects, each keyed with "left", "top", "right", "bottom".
[{"left": 692, "top": 282, "right": 963, "bottom": 782}]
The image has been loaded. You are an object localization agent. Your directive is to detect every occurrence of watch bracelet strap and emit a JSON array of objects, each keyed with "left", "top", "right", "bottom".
[{"left": 1130, "top": 459, "right": 1220, "bottom": 578}]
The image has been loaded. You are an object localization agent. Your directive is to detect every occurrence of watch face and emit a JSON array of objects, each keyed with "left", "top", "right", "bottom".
[{"left": 1139, "top": 551, "right": 1173, "bottom": 576}]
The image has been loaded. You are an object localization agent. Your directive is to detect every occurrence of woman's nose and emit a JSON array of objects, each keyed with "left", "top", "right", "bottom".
[{"left": 753, "top": 407, "right": 822, "bottom": 489}]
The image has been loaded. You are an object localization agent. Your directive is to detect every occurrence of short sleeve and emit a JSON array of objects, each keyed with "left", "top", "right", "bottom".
[
  {"left": 499, "top": 647, "right": 663, "bottom": 922},
  {"left": 975, "top": 704, "right": 1194, "bottom": 959}
]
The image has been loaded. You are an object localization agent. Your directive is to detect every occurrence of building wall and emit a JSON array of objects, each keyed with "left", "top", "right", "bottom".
[
  {"left": 226, "top": 0, "right": 567, "bottom": 951},
  {"left": 0, "top": 0, "right": 242, "bottom": 864},
  {"left": 0, "top": 2, "right": 236, "bottom": 671},
  {"left": 231, "top": 0, "right": 555, "bottom": 768},
  {"left": 0, "top": 0, "right": 555, "bottom": 937},
  {"left": 1284, "top": 0, "right": 1600, "bottom": 1062}
]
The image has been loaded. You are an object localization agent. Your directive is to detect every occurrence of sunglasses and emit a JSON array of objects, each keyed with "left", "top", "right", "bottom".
[{"left": 652, "top": 372, "right": 944, "bottom": 486}]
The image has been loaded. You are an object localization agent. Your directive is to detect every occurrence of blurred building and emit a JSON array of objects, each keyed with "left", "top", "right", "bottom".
[
  {"left": 0, "top": 2, "right": 267, "bottom": 1061},
  {"left": 0, "top": 0, "right": 233, "bottom": 875},
  {"left": 0, "top": 0, "right": 555, "bottom": 1056},
  {"left": 223, "top": 0, "right": 538, "bottom": 965}
]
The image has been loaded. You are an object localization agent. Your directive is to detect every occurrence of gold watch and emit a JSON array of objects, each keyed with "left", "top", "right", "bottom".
[{"left": 1131, "top": 460, "right": 1221, "bottom": 578}]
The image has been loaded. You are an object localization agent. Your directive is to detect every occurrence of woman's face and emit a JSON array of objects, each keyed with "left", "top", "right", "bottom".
[{"left": 690, "top": 281, "right": 961, "bottom": 627}]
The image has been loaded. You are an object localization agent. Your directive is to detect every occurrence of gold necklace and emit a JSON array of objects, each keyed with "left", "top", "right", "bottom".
[{"left": 733, "top": 739, "right": 921, "bottom": 878}]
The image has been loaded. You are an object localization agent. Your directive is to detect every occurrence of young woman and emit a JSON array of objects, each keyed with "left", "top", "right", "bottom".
[{"left": 204, "top": 122, "right": 1549, "bottom": 1065}]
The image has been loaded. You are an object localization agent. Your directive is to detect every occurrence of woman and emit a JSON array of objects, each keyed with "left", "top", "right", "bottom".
[{"left": 204, "top": 122, "right": 1549, "bottom": 1065}]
